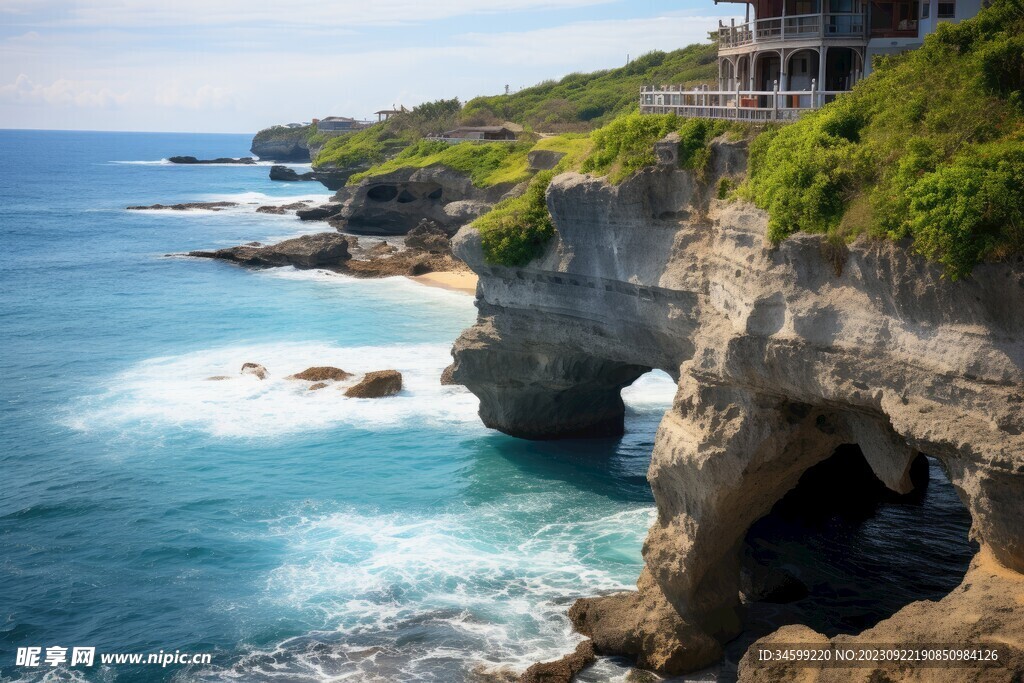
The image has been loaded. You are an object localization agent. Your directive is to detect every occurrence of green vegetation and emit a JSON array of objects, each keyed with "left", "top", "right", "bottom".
[
  {"left": 742, "top": 0, "right": 1024, "bottom": 278},
  {"left": 251, "top": 123, "right": 318, "bottom": 148},
  {"left": 472, "top": 135, "right": 596, "bottom": 266},
  {"left": 581, "top": 113, "right": 746, "bottom": 183},
  {"left": 348, "top": 139, "right": 535, "bottom": 188},
  {"left": 476, "top": 170, "right": 557, "bottom": 266},
  {"left": 462, "top": 45, "right": 717, "bottom": 131},
  {"left": 314, "top": 98, "right": 462, "bottom": 169}
]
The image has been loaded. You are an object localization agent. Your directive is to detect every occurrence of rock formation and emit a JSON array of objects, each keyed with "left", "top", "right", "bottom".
[
  {"left": 256, "top": 201, "right": 310, "bottom": 215},
  {"left": 287, "top": 366, "right": 352, "bottom": 382},
  {"left": 450, "top": 138, "right": 1024, "bottom": 677},
  {"left": 269, "top": 165, "right": 316, "bottom": 181},
  {"left": 167, "top": 156, "right": 256, "bottom": 165},
  {"left": 328, "top": 166, "right": 521, "bottom": 236},
  {"left": 251, "top": 129, "right": 311, "bottom": 163},
  {"left": 517, "top": 640, "right": 595, "bottom": 683},
  {"left": 127, "top": 202, "right": 237, "bottom": 211},
  {"left": 297, "top": 204, "right": 344, "bottom": 221},
  {"left": 404, "top": 219, "right": 451, "bottom": 254},
  {"left": 344, "top": 370, "right": 403, "bottom": 398},
  {"left": 240, "top": 363, "right": 268, "bottom": 380},
  {"left": 189, "top": 232, "right": 350, "bottom": 269}
]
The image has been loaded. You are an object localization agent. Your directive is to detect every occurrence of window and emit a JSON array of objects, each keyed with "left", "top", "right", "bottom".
[
  {"left": 938, "top": 1, "right": 955, "bottom": 16},
  {"left": 922, "top": 1, "right": 930, "bottom": 18}
]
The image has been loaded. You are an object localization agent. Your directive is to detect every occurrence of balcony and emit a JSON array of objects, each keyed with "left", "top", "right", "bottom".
[
  {"left": 718, "top": 12, "right": 866, "bottom": 50},
  {"left": 639, "top": 85, "right": 845, "bottom": 122}
]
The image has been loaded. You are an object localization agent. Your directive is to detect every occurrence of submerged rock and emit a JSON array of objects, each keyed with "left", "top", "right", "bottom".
[
  {"left": 127, "top": 201, "right": 237, "bottom": 211},
  {"left": 287, "top": 366, "right": 352, "bottom": 382},
  {"left": 240, "top": 363, "right": 268, "bottom": 380},
  {"left": 205, "top": 376, "right": 231, "bottom": 381},
  {"left": 256, "top": 201, "right": 310, "bottom": 215},
  {"left": 518, "top": 640, "right": 595, "bottom": 683},
  {"left": 308, "top": 382, "right": 328, "bottom": 391},
  {"left": 167, "top": 156, "right": 256, "bottom": 165},
  {"left": 344, "top": 370, "right": 403, "bottom": 398},
  {"left": 189, "top": 233, "right": 350, "bottom": 269}
]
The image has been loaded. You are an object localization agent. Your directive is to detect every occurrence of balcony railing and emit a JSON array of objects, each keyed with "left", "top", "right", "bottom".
[
  {"left": 718, "top": 12, "right": 866, "bottom": 49},
  {"left": 640, "top": 84, "right": 845, "bottom": 122}
]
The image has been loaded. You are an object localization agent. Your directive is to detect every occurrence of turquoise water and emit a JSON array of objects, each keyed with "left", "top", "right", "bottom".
[{"left": 0, "top": 130, "right": 671, "bottom": 682}]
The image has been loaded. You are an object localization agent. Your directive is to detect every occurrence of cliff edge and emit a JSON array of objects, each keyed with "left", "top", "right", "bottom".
[{"left": 449, "top": 139, "right": 1024, "bottom": 679}]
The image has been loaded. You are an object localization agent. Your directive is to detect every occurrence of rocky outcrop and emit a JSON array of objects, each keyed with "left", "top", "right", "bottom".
[
  {"left": 256, "top": 201, "right": 310, "bottom": 215},
  {"left": 344, "top": 370, "right": 403, "bottom": 398},
  {"left": 128, "top": 202, "right": 237, "bottom": 211},
  {"left": 168, "top": 156, "right": 256, "bottom": 164},
  {"left": 329, "top": 166, "right": 521, "bottom": 236},
  {"left": 189, "top": 232, "right": 350, "bottom": 268},
  {"left": 251, "top": 127, "right": 312, "bottom": 162},
  {"left": 287, "top": 366, "right": 352, "bottom": 382},
  {"left": 404, "top": 219, "right": 451, "bottom": 253},
  {"left": 269, "top": 165, "right": 316, "bottom": 181},
  {"left": 518, "top": 640, "right": 595, "bottom": 683},
  {"left": 241, "top": 362, "right": 268, "bottom": 380},
  {"left": 527, "top": 149, "right": 566, "bottom": 171},
  {"left": 450, "top": 138, "right": 1024, "bottom": 677},
  {"left": 297, "top": 204, "right": 344, "bottom": 221}
]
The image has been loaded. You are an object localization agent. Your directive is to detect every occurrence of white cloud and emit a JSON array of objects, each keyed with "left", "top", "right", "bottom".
[
  {"left": 0, "top": 74, "right": 130, "bottom": 107},
  {"left": 154, "top": 83, "right": 237, "bottom": 111},
  {"left": 3, "top": 0, "right": 618, "bottom": 28},
  {"left": 0, "top": 6, "right": 736, "bottom": 131}
]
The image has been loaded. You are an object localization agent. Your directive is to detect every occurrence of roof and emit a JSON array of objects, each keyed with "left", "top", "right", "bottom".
[
  {"left": 445, "top": 126, "right": 515, "bottom": 134},
  {"left": 320, "top": 116, "right": 357, "bottom": 122},
  {"left": 375, "top": 109, "right": 405, "bottom": 114}
]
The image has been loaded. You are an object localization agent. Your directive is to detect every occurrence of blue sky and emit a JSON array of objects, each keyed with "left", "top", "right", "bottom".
[{"left": 0, "top": 0, "right": 736, "bottom": 133}]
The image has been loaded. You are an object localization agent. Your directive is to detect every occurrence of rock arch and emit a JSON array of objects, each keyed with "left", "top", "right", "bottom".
[{"left": 450, "top": 140, "right": 1024, "bottom": 677}]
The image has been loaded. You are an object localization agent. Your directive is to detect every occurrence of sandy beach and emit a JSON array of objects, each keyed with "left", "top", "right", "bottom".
[{"left": 408, "top": 271, "right": 478, "bottom": 295}]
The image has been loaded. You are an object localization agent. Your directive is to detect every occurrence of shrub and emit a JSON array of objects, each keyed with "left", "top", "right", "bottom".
[
  {"left": 741, "top": 0, "right": 1024, "bottom": 277},
  {"left": 477, "top": 171, "right": 556, "bottom": 266},
  {"left": 581, "top": 113, "right": 742, "bottom": 183}
]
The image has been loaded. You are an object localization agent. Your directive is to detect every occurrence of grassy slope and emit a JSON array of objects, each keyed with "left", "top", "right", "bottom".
[
  {"left": 742, "top": 0, "right": 1024, "bottom": 278},
  {"left": 463, "top": 44, "right": 718, "bottom": 131},
  {"left": 316, "top": 3, "right": 1024, "bottom": 276}
]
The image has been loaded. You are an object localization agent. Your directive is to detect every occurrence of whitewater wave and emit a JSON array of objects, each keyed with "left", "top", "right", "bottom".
[
  {"left": 64, "top": 341, "right": 480, "bottom": 439},
  {"left": 188, "top": 503, "right": 656, "bottom": 682},
  {"left": 111, "top": 159, "right": 308, "bottom": 168}
]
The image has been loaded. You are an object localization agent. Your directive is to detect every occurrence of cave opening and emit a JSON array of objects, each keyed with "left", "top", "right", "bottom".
[{"left": 722, "top": 444, "right": 977, "bottom": 673}]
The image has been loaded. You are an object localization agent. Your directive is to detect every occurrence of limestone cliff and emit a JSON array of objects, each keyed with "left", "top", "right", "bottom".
[{"left": 449, "top": 139, "right": 1024, "bottom": 679}]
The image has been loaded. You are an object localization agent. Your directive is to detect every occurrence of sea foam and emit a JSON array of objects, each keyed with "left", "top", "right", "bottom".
[{"left": 65, "top": 341, "right": 480, "bottom": 439}]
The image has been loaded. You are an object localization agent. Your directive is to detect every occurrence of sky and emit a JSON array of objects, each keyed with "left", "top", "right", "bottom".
[{"left": 0, "top": 0, "right": 738, "bottom": 133}]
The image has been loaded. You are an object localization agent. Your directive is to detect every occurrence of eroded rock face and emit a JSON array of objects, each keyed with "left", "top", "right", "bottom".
[
  {"left": 332, "top": 166, "right": 520, "bottom": 236},
  {"left": 450, "top": 138, "right": 1024, "bottom": 676},
  {"left": 269, "top": 165, "right": 316, "bottom": 181}
]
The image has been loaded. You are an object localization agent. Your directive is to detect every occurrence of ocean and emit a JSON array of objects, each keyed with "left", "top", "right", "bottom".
[
  {"left": 0, "top": 130, "right": 973, "bottom": 683},
  {"left": 0, "top": 130, "right": 669, "bottom": 682}
]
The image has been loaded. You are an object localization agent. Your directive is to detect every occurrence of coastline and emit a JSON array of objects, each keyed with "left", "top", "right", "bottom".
[{"left": 407, "top": 271, "right": 478, "bottom": 295}]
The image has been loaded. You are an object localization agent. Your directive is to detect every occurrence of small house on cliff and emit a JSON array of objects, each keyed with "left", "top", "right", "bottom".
[
  {"left": 641, "top": 0, "right": 981, "bottom": 120},
  {"left": 437, "top": 126, "right": 518, "bottom": 142},
  {"left": 316, "top": 116, "right": 370, "bottom": 132}
]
